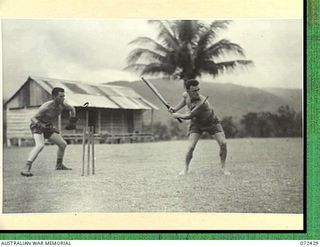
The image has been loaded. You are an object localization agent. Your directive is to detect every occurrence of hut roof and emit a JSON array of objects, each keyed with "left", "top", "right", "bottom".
[{"left": 6, "top": 76, "right": 158, "bottom": 110}]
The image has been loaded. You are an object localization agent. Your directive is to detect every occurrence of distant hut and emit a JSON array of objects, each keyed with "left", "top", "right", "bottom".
[{"left": 4, "top": 76, "right": 158, "bottom": 146}]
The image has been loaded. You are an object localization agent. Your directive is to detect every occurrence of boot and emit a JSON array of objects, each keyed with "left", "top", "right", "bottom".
[
  {"left": 56, "top": 158, "right": 72, "bottom": 170},
  {"left": 56, "top": 164, "right": 72, "bottom": 170},
  {"left": 21, "top": 162, "right": 33, "bottom": 177}
]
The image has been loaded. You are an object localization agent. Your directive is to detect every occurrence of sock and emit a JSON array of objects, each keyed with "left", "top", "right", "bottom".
[
  {"left": 25, "top": 161, "right": 32, "bottom": 171},
  {"left": 56, "top": 158, "right": 63, "bottom": 166}
]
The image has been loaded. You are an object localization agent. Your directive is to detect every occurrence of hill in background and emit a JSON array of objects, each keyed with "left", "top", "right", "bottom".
[{"left": 108, "top": 79, "right": 302, "bottom": 125}]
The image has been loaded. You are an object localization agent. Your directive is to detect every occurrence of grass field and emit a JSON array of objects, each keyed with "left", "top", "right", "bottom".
[{"left": 3, "top": 138, "right": 303, "bottom": 214}]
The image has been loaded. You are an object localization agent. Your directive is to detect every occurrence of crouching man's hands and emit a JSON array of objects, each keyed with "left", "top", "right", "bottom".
[
  {"left": 35, "top": 121, "right": 53, "bottom": 132},
  {"left": 65, "top": 117, "right": 78, "bottom": 130}
]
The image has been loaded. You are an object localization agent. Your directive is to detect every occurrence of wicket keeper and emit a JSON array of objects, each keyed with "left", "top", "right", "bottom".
[
  {"left": 21, "top": 87, "right": 78, "bottom": 177},
  {"left": 169, "top": 79, "right": 230, "bottom": 176}
]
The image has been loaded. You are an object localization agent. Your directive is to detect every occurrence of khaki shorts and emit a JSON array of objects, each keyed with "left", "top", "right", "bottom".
[{"left": 188, "top": 122, "right": 224, "bottom": 136}]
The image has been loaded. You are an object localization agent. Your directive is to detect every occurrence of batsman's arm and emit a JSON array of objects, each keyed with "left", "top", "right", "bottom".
[
  {"left": 172, "top": 97, "right": 208, "bottom": 120},
  {"left": 168, "top": 98, "right": 186, "bottom": 113},
  {"left": 168, "top": 98, "right": 185, "bottom": 123},
  {"left": 169, "top": 106, "right": 183, "bottom": 123},
  {"left": 167, "top": 101, "right": 184, "bottom": 123},
  {"left": 172, "top": 112, "right": 192, "bottom": 120},
  {"left": 141, "top": 77, "right": 182, "bottom": 123}
]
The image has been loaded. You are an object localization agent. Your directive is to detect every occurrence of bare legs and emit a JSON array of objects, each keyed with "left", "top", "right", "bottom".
[
  {"left": 27, "top": 134, "right": 45, "bottom": 162},
  {"left": 21, "top": 134, "right": 45, "bottom": 176},
  {"left": 48, "top": 133, "right": 67, "bottom": 161},
  {"left": 48, "top": 133, "right": 70, "bottom": 170},
  {"left": 179, "top": 133, "right": 201, "bottom": 175},
  {"left": 213, "top": 132, "right": 230, "bottom": 175},
  {"left": 179, "top": 131, "right": 230, "bottom": 176},
  {"left": 21, "top": 133, "right": 69, "bottom": 176}
]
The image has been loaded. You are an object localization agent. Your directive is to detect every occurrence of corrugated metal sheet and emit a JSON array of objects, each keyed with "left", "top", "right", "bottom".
[
  {"left": 30, "top": 76, "right": 158, "bottom": 110},
  {"left": 65, "top": 94, "right": 119, "bottom": 109}
]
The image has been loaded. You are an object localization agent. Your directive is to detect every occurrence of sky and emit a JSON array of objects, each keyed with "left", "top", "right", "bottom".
[{"left": 2, "top": 19, "right": 303, "bottom": 99}]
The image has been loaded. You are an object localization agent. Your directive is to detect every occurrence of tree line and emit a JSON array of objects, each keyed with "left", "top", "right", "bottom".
[{"left": 145, "top": 105, "right": 302, "bottom": 141}]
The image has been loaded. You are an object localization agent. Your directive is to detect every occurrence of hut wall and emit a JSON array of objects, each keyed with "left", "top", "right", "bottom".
[
  {"left": 98, "top": 109, "right": 144, "bottom": 134},
  {"left": 6, "top": 108, "right": 38, "bottom": 139},
  {"left": 133, "top": 110, "right": 143, "bottom": 133},
  {"left": 109, "top": 109, "right": 125, "bottom": 133},
  {"left": 100, "top": 109, "right": 112, "bottom": 133}
]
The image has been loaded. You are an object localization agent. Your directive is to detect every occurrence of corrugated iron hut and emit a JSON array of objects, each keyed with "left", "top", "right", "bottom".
[{"left": 4, "top": 76, "right": 158, "bottom": 146}]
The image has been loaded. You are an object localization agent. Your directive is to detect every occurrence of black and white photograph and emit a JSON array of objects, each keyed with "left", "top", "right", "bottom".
[{"left": 2, "top": 19, "right": 303, "bottom": 225}]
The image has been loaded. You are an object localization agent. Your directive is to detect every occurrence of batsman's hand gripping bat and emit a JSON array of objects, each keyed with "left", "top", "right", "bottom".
[{"left": 141, "top": 77, "right": 182, "bottom": 123}]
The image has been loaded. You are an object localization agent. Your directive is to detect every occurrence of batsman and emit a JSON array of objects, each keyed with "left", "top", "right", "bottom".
[
  {"left": 169, "top": 79, "right": 230, "bottom": 176},
  {"left": 21, "top": 87, "right": 78, "bottom": 177}
]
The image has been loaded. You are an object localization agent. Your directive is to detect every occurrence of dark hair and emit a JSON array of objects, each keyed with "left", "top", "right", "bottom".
[
  {"left": 51, "top": 87, "right": 65, "bottom": 97},
  {"left": 184, "top": 79, "right": 199, "bottom": 90}
]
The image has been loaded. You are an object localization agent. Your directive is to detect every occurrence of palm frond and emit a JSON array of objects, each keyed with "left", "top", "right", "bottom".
[
  {"left": 191, "top": 22, "right": 232, "bottom": 65},
  {"left": 205, "top": 39, "right": 246, "bottom": 58},
  {"left": 148, "top": 20, "right": 179, "bottom": 49},
  {"left": 196, "top": 21, "right": 231, "bottom": 45},
  {"left": 127, "top": 48, "right": 166, "bottom": 65},
  {"left": 210, "top": 20, "right": 231, "bottom": 28},
  {"left": 197, "top": 28, "right": 214, "bottom": 51},
  {"left": 128, "top": 37, "right": 168, "bottom": 53},
  {"left": 201, "top": 60, "right": 253, "bottom": 77},
  {"left": 123, "top": 63, "right": 147, "bottom": 72},
  {"left": 125, "top": 61, "right": 175, "bottom": 76},
  {"left": 141, "top": 63, "right": 176, "bottom": 76},
  {"left": 194, "top": 20, "right": 231, "bottom": 46},
  {"left": 215, "top": 60, "right": 253, "bottom": 70}
]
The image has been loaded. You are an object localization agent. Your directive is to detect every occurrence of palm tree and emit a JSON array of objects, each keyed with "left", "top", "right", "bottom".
[{"left": 125, "top": 20, "right": 253, "bottom": 82}]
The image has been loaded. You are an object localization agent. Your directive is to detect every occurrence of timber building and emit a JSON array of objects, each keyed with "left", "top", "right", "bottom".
[{"left": 4, "top": 76, "right": 158, "bottom": 146}]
